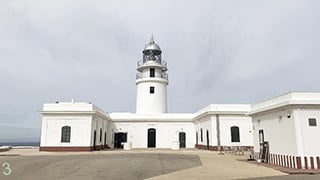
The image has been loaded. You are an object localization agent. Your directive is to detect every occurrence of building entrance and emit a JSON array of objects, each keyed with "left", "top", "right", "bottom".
[
  {"left": 147, "top": 128, "right": 156, "bottom": 148},
  {"left": 179, "top": 132, "right": 186, "bottom": 148},
  {"left": 114, "top": 132, "right": 127, "bottom": 149}
]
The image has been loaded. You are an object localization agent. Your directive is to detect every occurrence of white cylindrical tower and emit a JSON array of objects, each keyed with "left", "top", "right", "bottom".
[{"left": 136, "top": 37, "right": 168, "bottom": 114}]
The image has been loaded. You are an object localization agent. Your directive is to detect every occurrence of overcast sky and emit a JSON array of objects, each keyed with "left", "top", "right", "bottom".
[{"left": 1, "top": 0, "right": 320, "bottom": 140}]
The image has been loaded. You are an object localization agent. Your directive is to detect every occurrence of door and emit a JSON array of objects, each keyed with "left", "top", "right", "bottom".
[
  {"left": 179, "top": 132, "right": 186, "bottom": 148},
  {"left": 114, "top": 132, "right": 127, "bottom": 148},
  {"left": 93, "top": 131, "right": 97, "bottom": 150},
  {"left": 148, "top": 128, "right": 156, "bottom": 148}
]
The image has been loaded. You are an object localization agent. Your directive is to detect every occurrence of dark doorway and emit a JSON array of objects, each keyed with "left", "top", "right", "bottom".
[
  {"left": 114, "top": 132, "right": 127, "bottom": 149},
  {"left": 206, "top": 130, "right": 209, "bottom": 150},
  {"left": 104, "top": 132, "right": 107, "bottom": 148},
  {"left": 179, "top": 132, "right": 186, "bottom": 148},
  {"left": 196, "top": 132, "right": 198, "bottom": 146},
  {"left": 148, "top": 128, "right": 156, "bottom": 148},
  {"left": 93, "top": 130, "right": 97, "bottom": 150}
]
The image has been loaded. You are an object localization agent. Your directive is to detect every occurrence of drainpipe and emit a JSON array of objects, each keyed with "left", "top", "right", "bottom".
[{"left": 216, "top": 114, "right": 223, "bottom": 154}]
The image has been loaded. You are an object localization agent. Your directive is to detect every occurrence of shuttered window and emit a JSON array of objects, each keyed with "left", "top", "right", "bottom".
[
  {"left": 61, "top": 126, "right": 71, "bottom": 143},
  {"left": 231, "top": 126, "right": 240, "bottom": 142},
  {"left": 309, "top": 118, "right": 317, "bottom": 126}
]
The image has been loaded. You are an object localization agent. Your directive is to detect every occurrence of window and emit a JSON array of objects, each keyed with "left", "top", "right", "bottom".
[
  {"left": 309, "top": 118, "right": 317, "bottom": 126},
  {"left": 150, "top": 86, "right": 155, "bottom": 94},
  {"left": 200, "top": 128, "right": 203, "bottom": 142},
  {"left": 150, "top": 68, "right": 155, "bottom": 77},
  {"left": 231, "top": 126, "right": 240, "bottom": 142},
  {"left": 61, "top": 126, "right": 71, "bottom": 143},
  {"left": 100, "top": 128, "right": 102, "bottom": 142}
]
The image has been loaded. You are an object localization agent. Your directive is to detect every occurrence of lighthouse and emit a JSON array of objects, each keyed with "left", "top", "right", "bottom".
[{"left": 136, "top": 37, "right": 168, "bottom": 114}]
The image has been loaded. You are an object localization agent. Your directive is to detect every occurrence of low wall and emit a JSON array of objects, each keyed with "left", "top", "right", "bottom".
[
  {"left": 39, "top": 146, "right": 94, "bottom": 152},
  {"left": 195, "top": 144, "right": 253, "bottom": 151},
  {"left": 40, "top": 144, "right": 110, "bottom": 152},
  {"left": 254, "top": 152, "right": 320, "bottom": 169}
]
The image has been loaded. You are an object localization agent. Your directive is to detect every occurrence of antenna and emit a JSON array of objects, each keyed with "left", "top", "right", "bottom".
[{"left": 150, "top": 34, "right": 154, "bottom": 43}]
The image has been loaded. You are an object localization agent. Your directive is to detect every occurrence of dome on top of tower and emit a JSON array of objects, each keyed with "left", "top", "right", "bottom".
[{"left": 143, "top": 36, "right": 162, "bottom": 55}]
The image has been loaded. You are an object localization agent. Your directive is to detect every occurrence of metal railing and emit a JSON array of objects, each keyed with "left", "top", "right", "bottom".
[
  {"left": 137, "top": 59, "right": 167, "bottom": 69},
  {"left": 136, "top": 72, "right": 168, "bottom": 80}
]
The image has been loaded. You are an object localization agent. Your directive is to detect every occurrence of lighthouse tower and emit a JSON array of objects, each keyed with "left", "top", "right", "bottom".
[{"left": 136, "top": 37, "right": 168, "bottom": 114}]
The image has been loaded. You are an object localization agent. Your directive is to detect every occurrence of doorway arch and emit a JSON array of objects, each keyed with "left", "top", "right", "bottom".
[{"left": 148, "top": 128, "right": 156, "bottom": 148}]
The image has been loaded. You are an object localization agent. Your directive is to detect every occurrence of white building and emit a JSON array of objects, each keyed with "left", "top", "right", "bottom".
[
  {"left": 39, "top": 38, "right": 320, "bottom": 169},
  {"left": 40, "top": 101, "right": 110, "bottom": 151},
  {"left": 249, "top": 92, "right": 320, "bottom": 169},
  {"left": 194, "top": 104, "right": 253, "bottom": 151}
]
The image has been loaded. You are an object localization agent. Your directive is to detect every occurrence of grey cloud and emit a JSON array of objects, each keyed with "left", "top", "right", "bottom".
[{"left": 0, "top": 0, "right": 320, "bottom": 140}]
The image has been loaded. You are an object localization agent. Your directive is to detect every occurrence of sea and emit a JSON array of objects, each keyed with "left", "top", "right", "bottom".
[{"left": 0, "top": 142, "right": 40, "bottom": 147}]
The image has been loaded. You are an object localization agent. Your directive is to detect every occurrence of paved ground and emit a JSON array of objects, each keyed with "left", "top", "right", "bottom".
[
  {"left": 0, "top": 148, "right": 304, "bottom": 180},
  {"left": 0, "top": 153, "right": 201, "bottom": 180},
  {"left": 146, "top": 151, "right": 286, "bottom": 180}
]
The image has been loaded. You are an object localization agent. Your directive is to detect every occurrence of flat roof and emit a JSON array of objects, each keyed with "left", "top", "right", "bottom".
[{"left": 249, "top": 92, "right": 320, "bottom": 115}]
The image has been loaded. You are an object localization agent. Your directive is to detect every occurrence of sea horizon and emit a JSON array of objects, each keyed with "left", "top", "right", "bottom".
[{"left": 0, "top": 141, "right": 40, "bottom": 147}]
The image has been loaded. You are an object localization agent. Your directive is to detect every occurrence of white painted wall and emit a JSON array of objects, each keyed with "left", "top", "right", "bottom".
[
  {"left": 43, "top": 103, "right": 94, "bottom": 111},
  {"left": 136, "top": 80, "right": 167, "bottom": 114},
  {"left": 40, "top": 115, "right": 92, "bottom": 147},
  {"left": 90, "top": 115, "right": 109, "bottom": 147},
  {"left": 252, "top": 108, "right": 298, "bottom": 155},
  {"left": 219, "top": 115, "right": 253, "bottom": 147},
  {"left": 40, "top": 102, "right": 110, "bottom": 148},
  {"left": 194, "top": 116, "right": 213, "bottom": 146},
  {"left": 195, "top": 114, "right": 253, "bottom": 147},
  {"left": 41, "top": 92, "right": 320, "bottom": 154},
  {"left": 112, "top": 122, "right": 195, "bottom": 148},
  {"left": 296, "top": 107, "right": 320, "bottom": 156},
  {"left": 135, "top": 58, "right": 168, "bottom": 114}
]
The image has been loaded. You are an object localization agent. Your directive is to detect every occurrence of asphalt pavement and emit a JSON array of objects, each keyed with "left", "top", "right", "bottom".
[
  {"left": 0, "top": 153, "right": 201, "bottom": 180},
  {"left": 2, "top": 150, "right": 318, "bottom": 180}
]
